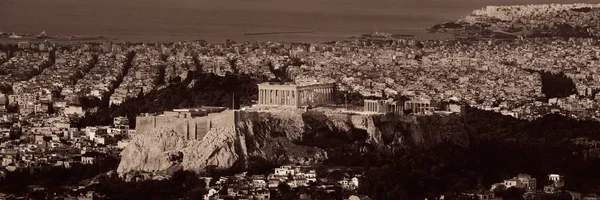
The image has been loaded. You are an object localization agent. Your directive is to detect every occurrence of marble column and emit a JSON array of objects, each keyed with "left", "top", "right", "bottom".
[
  {"left": 321, "top": 88, "right": 324, "bottom": 104},
  {"left": 262, "top": 89, "right": 265, "bottom": 104},
  {"left": 300, "top": 90, "right": 303, "bottom": 106},
  {"left": 303, "top": 90, "right": 307, "bottom": 106},
  {"left": 298, "top": 91, "right": 301, "bottom": 106},
  {"left": 317, "top": 88, "right": 321, "bottom": 104},
  {"left": 284, "top": 90, "right": 288, "bottom": 106},
  {"left": 323, "top": 88, "right": 329, "bottom": 103},
  {"left": 303, "top": 90, "right": 306, "bottom": 105},
  {"left": 310, "top": 89, "right": 314, "bottom": 104},
  {"left": 299, "top": 90, "right": 303, "bottom": 106},
  {"left": 292, "top": 91, "right": 296, "bottom": 106},
  {"left": 287, "top": 90, "right": 291, "bottom": 105},
  {"left": 284, "top": 90, "right": 288, "bottom": 105},
  {"left": 308, "top": 89, "right": 315, "bottom": 104},
  {"left": 318, "top": 88, "right": 322, "bottom": 104},
  {"left": 280, "top": 90, "right": 284, "bottom": 105},
  {"left": 325, "top": 88, "right": 328, "bottom": 103},
  {"left": 324, "top": 88, "right": 328, "bottom": 103},
  {"left": 270, "top": 89, "right": 273, "bottom": 104}
]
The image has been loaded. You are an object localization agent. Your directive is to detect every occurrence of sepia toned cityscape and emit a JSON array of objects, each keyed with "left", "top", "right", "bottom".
[{"left": 2, "top": 1, "right": 600, "bottom": 200}]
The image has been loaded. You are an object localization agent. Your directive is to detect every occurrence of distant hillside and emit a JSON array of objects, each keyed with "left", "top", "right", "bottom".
[
  {"left": 429, "top": 3, "right": 600, "bottom": 39},
  {"left": 77, "top": 72, "right": 261, "bottom": 128}
]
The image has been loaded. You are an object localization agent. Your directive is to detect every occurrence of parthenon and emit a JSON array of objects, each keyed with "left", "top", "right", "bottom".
[{"left": 257, "top": 82, "right": 335, "bottom": 107}]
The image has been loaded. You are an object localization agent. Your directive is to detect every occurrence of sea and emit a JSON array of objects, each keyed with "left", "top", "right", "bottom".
[{"left": 0, "top": 0, "right": 598, "bottom": 43}]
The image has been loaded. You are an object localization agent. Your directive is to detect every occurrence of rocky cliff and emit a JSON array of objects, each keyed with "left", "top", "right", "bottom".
[{"left": 117, "top": 110, "right": 468, "bottom": 175}]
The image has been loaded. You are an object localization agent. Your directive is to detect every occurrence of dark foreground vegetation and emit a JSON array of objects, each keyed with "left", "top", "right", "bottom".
[
  {"left": 539, "top": 71, "right": 577, "bottom": 99},
  {"left": 522, "top": 69, "right": 577, "bottom": 99},
  {"left": 89, "top": 170, "right": 208, "bottom": 200},
  {"left": 0, "top": 154, "right": 119, "bottom": 199},
  {"left": 349, "top": 108, "right": 600, "bottom": 200}
]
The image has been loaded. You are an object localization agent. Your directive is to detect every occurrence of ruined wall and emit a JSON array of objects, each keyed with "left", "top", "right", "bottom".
[
  {"left": 155, "top": 117, "right": 189, "bottom": 139},
  {"left": 135, "top": 110, "right": 239, "bottom": 140},
  {"left": 206, "top": 110, "right": 237, "bottom": 130},
  {"left": 135, "top": 117, "right": 156, "bottom": 136}
]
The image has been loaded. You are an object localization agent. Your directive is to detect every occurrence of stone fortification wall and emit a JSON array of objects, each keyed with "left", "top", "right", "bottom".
[
  {"left": 207, "top": 110, "right": 238, "bottom": 129},
  {"left": 135, "top": 110, "right": 238, "bottom": 140}
]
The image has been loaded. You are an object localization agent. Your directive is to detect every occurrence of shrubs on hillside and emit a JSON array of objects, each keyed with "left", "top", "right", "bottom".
[{"left": 77, "top": 73, "right": 260, "bottom": 128}]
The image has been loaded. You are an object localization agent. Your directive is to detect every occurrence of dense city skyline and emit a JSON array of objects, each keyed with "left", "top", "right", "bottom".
[{"left": 2, "top": 2, "right": 600, "bottom": 200}]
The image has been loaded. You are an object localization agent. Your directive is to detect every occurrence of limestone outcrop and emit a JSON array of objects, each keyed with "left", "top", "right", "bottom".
[{"left": 117, "top": 110, "right": 468, "bottom": 175}]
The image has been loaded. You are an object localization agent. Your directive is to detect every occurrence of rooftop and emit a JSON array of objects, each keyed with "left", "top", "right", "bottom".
[{"left": 258, "top": 80, "right": 335, "bottom": 87}]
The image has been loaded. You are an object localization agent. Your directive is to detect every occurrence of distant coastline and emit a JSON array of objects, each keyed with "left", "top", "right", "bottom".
[
  {"left": 0, "top": 32, "right": 117, "bottom": 43},
  {"left": 6, "top": 3, "right": 599, "bottom": 44},
  {"left": 0, "top": 30, "right": 449, "bottom": 44}
]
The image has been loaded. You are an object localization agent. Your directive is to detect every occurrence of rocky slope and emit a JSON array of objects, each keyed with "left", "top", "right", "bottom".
[
  {"left": 429, "top": 3, "right": 600, "bottom": 38},
  {"left": 117, "top": 110, "right": 468, "bottom": 175}
]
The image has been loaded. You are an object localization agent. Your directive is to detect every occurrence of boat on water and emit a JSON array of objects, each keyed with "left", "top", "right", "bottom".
[
  {"left": 37, "top": 31, "right": 49, "bottom": 39},
  {"left": 8, "top": 33, "right": 23, "bottom": 39},
  {"left": 372, "top": 31, "right": 393, "bottom": 38}
]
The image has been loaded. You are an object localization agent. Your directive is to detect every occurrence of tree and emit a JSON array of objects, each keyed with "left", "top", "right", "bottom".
[
  {"left": 539, "top": 71, "right": 577, "bottom": 99},
  {"left": 328, "top": 170, "right": 345, "bottom": 182},
  {"left": 497, "top": 184, "right": 525, "bottom": 199},
  {"left": 277, "top": 182, "right": 291, "bottom": 193},
  {"left": 78, "top": 96, "right": 103, "bottom": 109}
]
